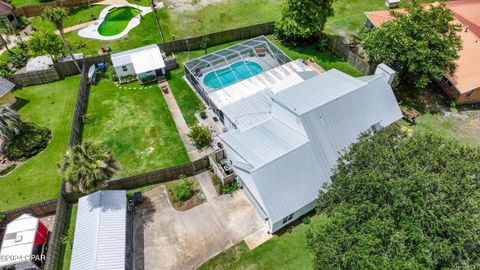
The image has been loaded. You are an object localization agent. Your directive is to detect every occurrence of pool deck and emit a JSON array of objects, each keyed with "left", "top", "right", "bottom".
[{"left": 77, "top": 3, "right": 160, "bottom": 40}]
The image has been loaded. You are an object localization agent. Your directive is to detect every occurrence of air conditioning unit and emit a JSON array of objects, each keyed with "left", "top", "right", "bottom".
[{"left": 385, "top": 0, "right": 400, "bottom": 8}]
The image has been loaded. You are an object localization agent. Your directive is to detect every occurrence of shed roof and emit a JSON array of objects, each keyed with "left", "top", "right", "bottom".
[
  {"left": 70, "top": 190, "right": 127, "bottom": 270},
  {"left": 111, "top": 44, "right": 165, "bottom": 73},
  {"left": 0, "top": 214, "right": 39, "bottom": 267},
  {"left": 0, "top": 77, "right": 15, "bottom": 98},
  {"left": 0, "top": 1, "right": 13, "bottom": 16}
]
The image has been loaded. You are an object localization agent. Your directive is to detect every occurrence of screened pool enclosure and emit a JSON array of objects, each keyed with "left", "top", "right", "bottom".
[{"left": 185, "top": 36, "right": 291, "bottom": 116}]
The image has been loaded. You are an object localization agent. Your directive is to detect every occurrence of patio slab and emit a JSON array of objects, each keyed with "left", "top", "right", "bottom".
[{"left": 135, "top": 172, "right": 266, "bottom": 270}]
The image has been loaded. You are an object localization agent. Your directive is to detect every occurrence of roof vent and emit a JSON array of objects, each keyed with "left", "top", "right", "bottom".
[{"left": 375, "top": 63, "right": 396, "bottom": 86}]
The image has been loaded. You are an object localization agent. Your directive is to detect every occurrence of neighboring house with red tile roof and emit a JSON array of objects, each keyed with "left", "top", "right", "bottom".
[{"left": 365, "top": 0, "right": 480, "bottom": 105}]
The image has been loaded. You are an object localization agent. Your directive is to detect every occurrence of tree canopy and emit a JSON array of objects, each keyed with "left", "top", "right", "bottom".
[
  {"left": 41, "top": 7, "right": 68, "bottom": 29},
  {"left": 58, "top": 141, "right": 120, "bottom": 193},
  {"left": 308, "top": 127, "right": 480, "bottom": 269},
  {"left": 28, "top": 30, "right": 65, "bottom": 60},
  {"left": 276, "top": 0, "right": 334, "bottom": 40},
  {"left": 362, "top": 3, "right": 462, "bottom": 91}
]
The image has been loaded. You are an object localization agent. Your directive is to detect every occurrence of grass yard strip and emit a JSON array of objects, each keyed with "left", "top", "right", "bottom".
[
  {"left": 83, "top": 78, "right": 189, "bottom": 177},
  {"left": 10, "top": 0, "right": 53, "bottom": 8},
  {"left": 198, "top": 214, "right": 329, "bottom": 270},
  {"left": 58, "top": 203, "right": 78, "bottom": 270},
  {"left": 30, "top": 5, "right": 107, "bottom": 33},
  {"left": 0, "top": 76, "right": 78, "bottom": 211}
]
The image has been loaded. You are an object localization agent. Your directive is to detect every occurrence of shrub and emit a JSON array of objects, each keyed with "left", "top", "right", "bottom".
[
  {"left": 221, "top": 181, "right": 239, "bottom": 194},
  {"left": 200, "top": 110, "right": 207, "bottom": 119},
  {"left": 168, "top": 176, "right": 194, "bottom": 202},
  {"left": 5, "top": 123, "right": 51, "bottom": 161},
  {"left": 301, "top": 216, "right": 311, "bottom": 224},
  {"left": 15, "top": 16, "right": 29, "bottom": 30},
  {"left": 9, "top": 51, "right": 28, "bottom": 69},
  {"left": 0, "top": 164, "right": 16, "bottom": 176},
  {"left": 0, "top": 61, "right": 11, "bottom": 78},
  {"left": 188, "top": 124, "right": 213, "bottom": 150}
]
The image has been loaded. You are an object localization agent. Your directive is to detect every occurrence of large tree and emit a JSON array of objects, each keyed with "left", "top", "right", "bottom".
[
  {"left": 362, "top": 3, "right": 462, "bottom": 92},
  {"left": 276, "top": 0, "right": 334, "bottom": 40},
  {"left": 0, "top": 105, "right": 22, "bottom": 145},
  {"left": 28, "top": 30, "right": 65, "bottom": 61},
  {"left": 307, "top": 127, "right": 480, "bottom": 269},
  {"left": 41, "top": 7, "right": 81, "bottom": 72},
  {"left": 58, "top": 141, "right": 120, "bottom": 193}
]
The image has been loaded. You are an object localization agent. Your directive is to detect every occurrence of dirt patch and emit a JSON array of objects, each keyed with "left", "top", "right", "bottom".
[{"left": 164, "top": 0, "right": 227, "bottom": 12}]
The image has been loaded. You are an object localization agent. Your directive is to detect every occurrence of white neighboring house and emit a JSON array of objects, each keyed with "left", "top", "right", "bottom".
[
  {"left": 70, "top": 190, "right": 131, "bottom": 270},
  {"left": 111, "top": 44, "right": 166, "bottom": 84},
  {"left": 0, "top": 214, "right": 49, "bottom": 270},
  {"left": 220, "top": 64, "right": 402, "bottom": 233}
]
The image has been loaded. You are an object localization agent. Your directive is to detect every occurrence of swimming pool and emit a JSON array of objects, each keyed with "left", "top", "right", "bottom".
[
  {"left": 203, "top": 61, "right": 263, "bottom": 89},
  {"left": 98, "top": 7, "right": 140, "bottom": 36}
]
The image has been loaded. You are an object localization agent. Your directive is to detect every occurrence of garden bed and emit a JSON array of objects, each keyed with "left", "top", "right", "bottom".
[{"left": 165, "top": 176, "right": 205, "bottom": 211}]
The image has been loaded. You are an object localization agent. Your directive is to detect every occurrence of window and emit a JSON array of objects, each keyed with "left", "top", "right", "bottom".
[
  {"left": 282, "top": 213, "right": 294, "bottom": 224},
  {"left": 122, "top": 66, "right": 128, "bottom": 72},
  {"left": 467, "top": 91, "right": 473, "bottom": 97},
  {"left": 443, "top": 76, "right": 453, "bottom": 88},
  {"left": 371, "top": 122, "right": 382, "bottom": 133}
]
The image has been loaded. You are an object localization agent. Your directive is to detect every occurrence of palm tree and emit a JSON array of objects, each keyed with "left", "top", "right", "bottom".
[
  {"left": 150, "top": 0, "right": 165, "bottom": 43},
  {"left": 41, "top": 7, "right": 81, "bottom": 73},
  {"left": 58, "top": 141, "right": 120, "bottom": 193},
  {"left": 0, "top": 105, "right": 22, "bottom": 146},
  {"left": 0, "top": 16, "right": 13, "bottom": 53}
]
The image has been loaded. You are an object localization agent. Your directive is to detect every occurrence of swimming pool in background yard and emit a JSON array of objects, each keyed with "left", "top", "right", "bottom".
[
  {"left": 203, "top": 61, "right": 263, "bottom": 89},
  {"left": 98, "top": 7, "right": 140, "bottom": 36}
]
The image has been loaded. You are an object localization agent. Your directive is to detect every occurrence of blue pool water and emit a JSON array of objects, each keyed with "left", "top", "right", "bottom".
[{"left": 203, "top": 61, "right": 263, "bottom": 89}]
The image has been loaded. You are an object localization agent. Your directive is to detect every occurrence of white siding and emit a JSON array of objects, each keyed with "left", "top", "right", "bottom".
[{"left": 114, "top": 63, "right": 135, "bottom": 77}]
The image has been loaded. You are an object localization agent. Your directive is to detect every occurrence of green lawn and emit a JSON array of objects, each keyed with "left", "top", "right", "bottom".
[
  {"left": 10, "top": 0, "right": 53, "bottom": 8},
  {"left": 83, "top": 77, "right": 189, "bottom": 177},
  {"left": 58, "top": 203, "right": 77, "bottom": 270},
  {"left": 30, "top": 5, "right": 107, "bottom": 33},
  {"left": 0, "top": 77, "right": 78, "bottom": 211},
  {"left": 199, "top": 214, "right": 328, "bottom": 270}
]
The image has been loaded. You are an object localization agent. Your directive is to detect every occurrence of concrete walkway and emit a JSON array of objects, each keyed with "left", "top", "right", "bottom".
[
  {"left": 159, "top": 82, "right": 209, "bottom": 161},
  {"left": 136, "top": 171, "right": 267, "bottom": 270},
  {"left": 60, "top": 21, "right": 96, "bottom": 34}
]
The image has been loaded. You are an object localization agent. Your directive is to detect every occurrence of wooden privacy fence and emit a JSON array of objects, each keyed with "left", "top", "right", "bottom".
[
  {"left": 326, "top": 35, "right": 373, "bottom": 75},
  {"left": 13, "top": 0, "right": 104, "bottom": 18},
  {"left": 0, "top": 198, "right": 58, "bottom": 229},
  {"left": 44, "top": 195, "right": 70, "bottom": 270},
  {"left": 159, "top": 22, "right": 276, "bottom": 55},
  {"left": 63, "top": 156, "right": 211, "bottom": 202},
  {"left": 68, "top": 65, "right": 89, "bottom": 146},
  {"left": 9, "top": 67, "right": 61, "bottom": 87}
]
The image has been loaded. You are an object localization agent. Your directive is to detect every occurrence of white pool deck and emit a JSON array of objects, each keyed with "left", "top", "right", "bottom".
[{"left": 78, "top": 4, "right": 160, "bottom": 40}]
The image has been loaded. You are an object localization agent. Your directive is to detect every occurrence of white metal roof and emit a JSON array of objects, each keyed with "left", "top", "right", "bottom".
[
  {"left": 220, "top": 66, "right": 403, "bottom": 227},
  {"left": 0, "top": 214, "right": 39, "bottom": 267},
  {"left": 221, "top": 118, "right": 309, "bottom": 169},
  {"left": 70, "top": 190, "right": 127, "bottom": 270},
  {"left": 0, "top": 77, "right": 14, "bottom": 98},
  {"left": 209, "top": 60, "right": 315, "bottom": 109},
  {"left": 111, "top": 44, "right": 165, "bottom": 74},
  {"left": 273, "top": 69, "right": 367, "bottom": 116}
]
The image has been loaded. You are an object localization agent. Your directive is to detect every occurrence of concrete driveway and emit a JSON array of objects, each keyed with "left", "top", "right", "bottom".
[{"left": 134, "top": 172, "right": 267, "bottom": 270}]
